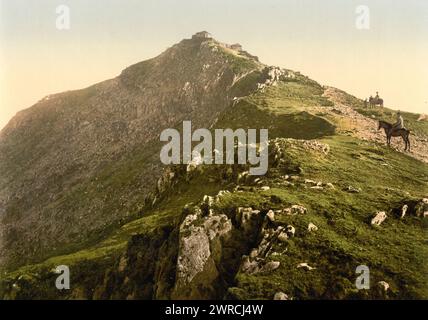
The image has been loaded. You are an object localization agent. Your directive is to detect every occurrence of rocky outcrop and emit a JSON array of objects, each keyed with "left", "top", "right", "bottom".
[
  {"left": 172, "top": 195, "right": 264, "bottom": 299},
  {"left": 371, "top": 211, "right": 387, "bottom": 226},
  {"left": 400, "top": 204, "right": 408, "bottom": 219},
  {"left": 346, "top": 186, "right": 362, "bottom": 193},
  {"left": 269, "top": 138, "right": 330, "bottom": 169},
  {"left": 282, "top": 204, "right": 307, "bottom": 215},
  {"left": 256, "top": 67, "right": 296, "bottom": 91},
  {"left": 238, "top": 213, "right": 287, "bottom": 276},
  {"left": 395, "top": 198, "right": 428, "bottom": 219},
  {"left": 173, "top": 203, "right": 233, "bottom": 297},
  {"left": 415, "top": 198, "right": 428, "bottom": 217},
  {"left": 273, "top": 292, "right": 290, "bottom": 300},
  {"left": 237, "top": 207, "right": 261, "bottom": 234},
  {"left": 308, "top": 222, "right": 318, "bottom": 232},
  {"left": 297, "top": 262, "right": 316, "bottom": 271}
]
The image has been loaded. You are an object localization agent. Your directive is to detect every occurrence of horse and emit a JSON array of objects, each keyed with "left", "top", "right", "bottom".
[
  {"left": 378, "top": 120, "right": 411, "bottom": 151},
  {"left": 369, "top": 97, "right": 384, "bottom": 108}
]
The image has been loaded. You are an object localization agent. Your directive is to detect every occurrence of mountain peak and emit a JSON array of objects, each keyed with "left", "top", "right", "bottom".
[
  {"left": 191, "top": 31, "right": 212, "bottom": 39},
  {"left": 185, "top": 31, "right": 259, "bottom": 63},
  {"left": 0, "top": 31, "right": 265, "bottom": 269}
]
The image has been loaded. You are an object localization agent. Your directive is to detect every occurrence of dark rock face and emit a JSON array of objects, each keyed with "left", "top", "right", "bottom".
[{"left": 0, "top": 35, "right": 262, "bottom": 269}]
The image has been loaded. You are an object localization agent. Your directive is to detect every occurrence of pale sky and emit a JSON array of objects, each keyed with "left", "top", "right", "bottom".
[{"left": 1, "top": 0, "right": 427, "bottom": 130}]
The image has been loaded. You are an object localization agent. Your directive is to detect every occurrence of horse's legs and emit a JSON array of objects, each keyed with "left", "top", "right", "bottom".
[{"left": 402, "top": 135, "right": 407, "bottom": 151}]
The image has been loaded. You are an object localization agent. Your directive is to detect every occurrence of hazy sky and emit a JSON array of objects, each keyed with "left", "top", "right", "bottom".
[{"left": 1, "top": 0, "right": 427, "bottom": 130}]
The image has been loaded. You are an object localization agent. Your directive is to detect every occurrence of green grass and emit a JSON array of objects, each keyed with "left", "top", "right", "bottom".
[
  {"left": 2, "top": 73, "right": 427, "bottom": 300},
  {"left": 216, "top": 45, "right": 260, "bottom": 75},
  {"left": 0, "top": 172, "right": 225, "bottom": 299},
  {"left": 216, "top": 82, "right": 336, "bottom": 139},
  {"left": 222, "top": 135, "right": 428, "bottom": 299}
]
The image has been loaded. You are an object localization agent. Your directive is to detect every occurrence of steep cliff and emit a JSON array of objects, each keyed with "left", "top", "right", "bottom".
[{"left": 0, "top": 33, "right": 264, "bottom": 269}]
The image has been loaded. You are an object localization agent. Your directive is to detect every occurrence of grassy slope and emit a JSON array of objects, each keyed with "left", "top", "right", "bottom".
[
  {"left": 2, "top": 77, "right": 427, "bottom": 299},
  {"left": 0, "top": 174, "right": 224, "bottom": 299},
  {"left": 356, "top": 107, "right": 428, "bottom": 137},
  {"left": 216, "top": 80, "right": 335, "bottom": 139},
  {"left": 217, "top": 82, "right": 428, "bottom": 299},
  {"left": 225, "top": 135, "right": 428, "bottom": 299},
  {"left": 1, "top": 139, "right": 162, "bottom": 271},
  {"left": 331, "top": 87, "right": 428, "bottom": 137}
]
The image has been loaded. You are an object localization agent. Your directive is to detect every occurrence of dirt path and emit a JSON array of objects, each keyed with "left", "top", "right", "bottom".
[{"left": 315, "top": 87, "right": 428, "bottom": 163}]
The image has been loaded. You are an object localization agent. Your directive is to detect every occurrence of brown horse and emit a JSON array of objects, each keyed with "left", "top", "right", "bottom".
[{"left": 378, "top": 120, "right": 410, "bottom": 151}]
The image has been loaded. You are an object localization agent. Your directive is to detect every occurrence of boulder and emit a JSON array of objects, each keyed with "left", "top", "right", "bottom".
[
  {"left": 371, "top": 211, "right": 387, "bottom": 226},
  {"left": 325, "top": 183, "right": 335, "bottom": 189},
  {"left": 277, "top": 232, "right": 288, "bottom": 242},
  {"left": 297, "top": 262, "right": 316, "bottom": 271},
  {"left": 286, "top": 225, "right": 295, "bottom": 237},
  {"left": 304, "top": 179, "right": 317, "bottom": 185},
  {"left": 240, "top": 257, "right": 280, "bottom": 275},
  {"left": 249, "top": 249, "right": 259, "bottom": 259},
  {"left": 216, "top": 190, "right": 230, "bottom": 198},
  {"left": 377, "top": 281, "right": 390, "bottom": 292},
  {"left": 240, "top": 225, "right": 284, "bottom": 275},
  {"left": 237, "top": 207, "right": 261, "bottom": 234},
  {"left": 400, "top": 204, "right": 408, "bottom": 219},
  {"left": 415, "top": 198, "right": 428, "bottom": 217},
  {"left": 186, "top": 151, "right": 203, "bottom": 172},
  {"left": 308, "top": 223, "right": 318, "bottom": 232},
  {"left": 240, "top": 256, "right": 262, "bottom": 274},
  {"left": 346, "top": 185, "right": 361, "bottom": 193},
  {"left": 273, "top": 292, "right": 289, "bottom": 300},
  {"left": 417, "top": 114, "right": 427, "bottom": 122},
  {"left": 260, "top": 261, "right": 280, "bottom": 273},
  {"left": 283, "top": 204, "right": 307, "bottom": 215},
  {"left": 266, "top": 210, "right": 275, "bottom": 222}
]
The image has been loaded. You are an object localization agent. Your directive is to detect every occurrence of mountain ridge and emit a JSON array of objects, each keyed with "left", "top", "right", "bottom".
[
  {"left": 0, "top": 32, "right": 427, "bottom": 300},
  {"left": 0, "top": 32, "right": 265, "bottom": 269}
]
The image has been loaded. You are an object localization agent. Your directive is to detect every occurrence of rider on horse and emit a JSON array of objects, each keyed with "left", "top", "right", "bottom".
[
  {"left": 375, "top": 91, "right": 380, "bottom": 100},
  {"left": 391, "top": 111, "right": 405, "bottom": 132},
  {"left": 378, "top": 112, "right": 410, "bottom": 151}
]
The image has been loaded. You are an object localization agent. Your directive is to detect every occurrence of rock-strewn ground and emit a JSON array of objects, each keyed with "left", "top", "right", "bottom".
[{"left": 320, "top": 87, "right": 428, "bottom": 163}]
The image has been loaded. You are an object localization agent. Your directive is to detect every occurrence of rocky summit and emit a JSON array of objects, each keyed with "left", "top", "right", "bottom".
[{"left": 0, "top": 32, "right": 427, "bottom": 300}]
